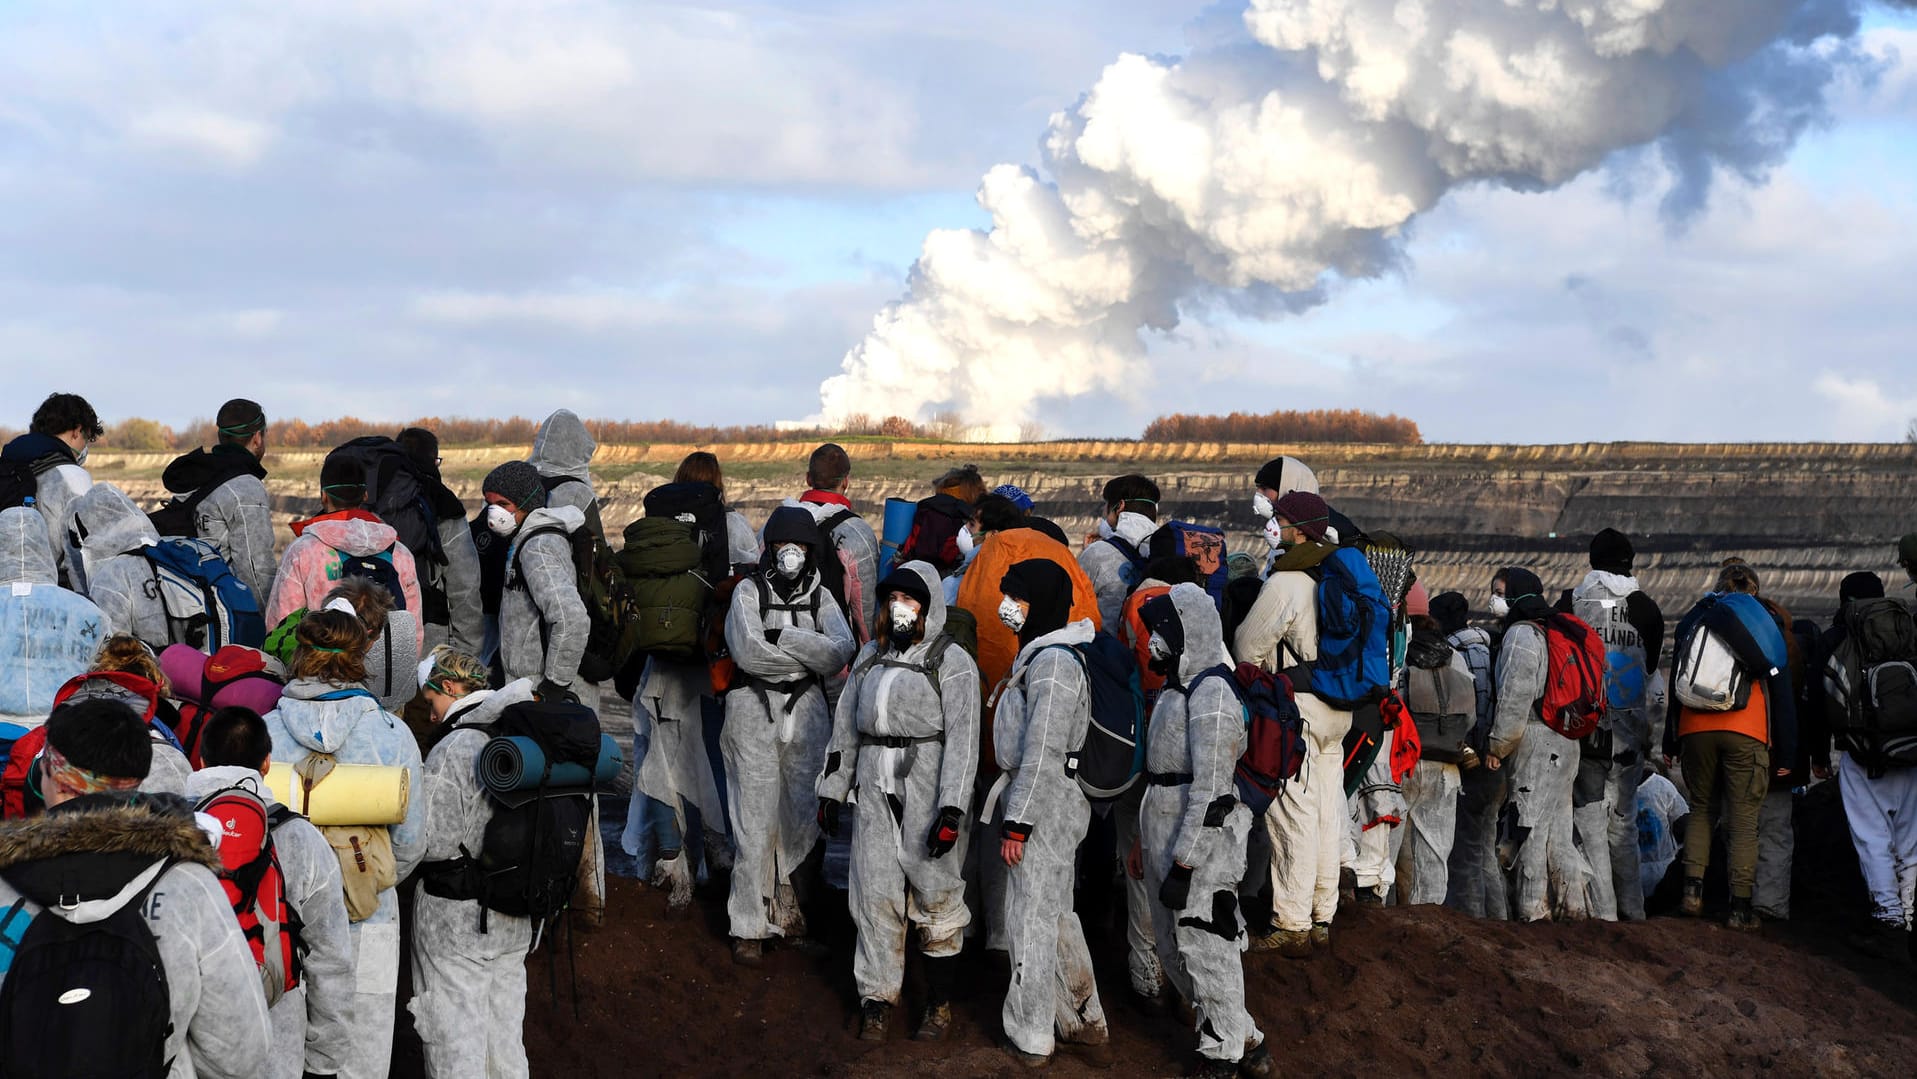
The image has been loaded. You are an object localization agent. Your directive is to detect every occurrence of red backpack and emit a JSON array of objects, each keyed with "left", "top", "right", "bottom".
[
  {"left": 1, "top": 672, "right": 170, "bottom": 819},
  {"left": 1194, "top": 663, "right": 1307, "bottom": 814},
  {"left": 195, "top": 783, "right": 301, "bottom": 1004},
  {"left": 1540, "top": 614, "right": 1607, "bottom": 740}
]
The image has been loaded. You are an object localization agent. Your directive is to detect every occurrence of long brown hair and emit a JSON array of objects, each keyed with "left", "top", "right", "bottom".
[
  {"left": 675, "top": 451, "right": 724, "bottom": 495},
  {"left": 290, "top": 609, "right": 370, "bottom": 685}
]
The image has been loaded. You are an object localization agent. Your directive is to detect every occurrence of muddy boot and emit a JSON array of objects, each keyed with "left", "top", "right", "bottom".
[
  {"left": 858, "top": 999, "right": 890, "bottom": 1042},
  {"left": 1309, "top": 922, "right": 1331, "bottom": 951},
  {"left": 1238, "top": 1042, "right": 1274, "bottom": 1079},
  {"left": 1059, "top": 1029, "right": 1113, "bottom": 1070},
  {"left": 1680, "top": 877, "right": 1703, "bottom": 917},
  {"left": 1727, "top": 896, "right": 1760, "bottom": 932},
  {"left": 1338, "top": 866, "right": 1357, "bottom": 905},
  {"left": 1251, "top": 928, "right": 1313, "bottom": 958},
  {"left": 1006, "top": 1046, "right": 1050, "bottom": 1069},
  {"left": 915, "top": 955, "right": 957, "bottom": 1041},
  {"left": 731, "top": 937, "right": 763, "bottom": 967}
]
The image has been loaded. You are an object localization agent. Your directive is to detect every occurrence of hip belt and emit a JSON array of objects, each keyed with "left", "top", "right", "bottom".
[
  {"left": 1146, "top": 772, "right": 1194, "bottom": 787},
  {"left": 859, "top": 733, "right": 944, "bottom": 749}
]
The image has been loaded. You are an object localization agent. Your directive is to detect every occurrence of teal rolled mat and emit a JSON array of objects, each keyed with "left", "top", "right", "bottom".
[{"left": 479, "top": 733, "right": 623, "bottom": 794}]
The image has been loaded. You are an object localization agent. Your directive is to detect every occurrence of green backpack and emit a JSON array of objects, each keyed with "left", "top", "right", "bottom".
[
  {"left": 616, "top": 517, "right": 711, "bottom": 666},
  {"left": 941, "top": 606, "right": 980, "bottom": 662}
]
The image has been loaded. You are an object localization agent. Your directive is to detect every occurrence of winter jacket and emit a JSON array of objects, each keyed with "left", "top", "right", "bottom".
[
  {"left": 267, "top": 510, "right": 424, "bottom": 652},
  {"left": 184, "top": 766, "right": 352, "bottom": 1077},
  {"left": 0, "top": 794, "right": 272, "bottom": 1079},
  {"left": 1489, "top": 620, "right": 1550, "bottom": 761},
  {"left": 0, "top": 506, "right": 106, "bottom": 723},
  {"left": 262, "top": 680, "right": 425, "bottom": 934},
  {"left": 161, "top": 445, "right": 277, "bottom": 602},
  {"left": 499, "top": 505, "right": 589, "bottom": 688},
  {"left": 817, "top": 561, "right": 980, "bottom": 811},
  {"left": 1146, "top": 585, "right": 1245, "bottom": 869},
  {"left": 992, "top": 619, "right": 1097, "bottom": 840},
  {"left": 0, "top": 432, "right": 90, "bottom": 588},
  {"left": 786, "top": 492, "right": 880, "bottom": 636},
  {"left": 71, "top": 483, "right": 171, "bottom": 647},
  {"left": 1077, "top": 512, "right": 1157, "bottom": 633}
]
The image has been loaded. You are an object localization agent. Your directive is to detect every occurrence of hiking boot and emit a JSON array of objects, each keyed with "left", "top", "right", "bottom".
[
  {"left": 1309, "top": 922, "right": 1331, "bottom": 951},
  {"left": 1252, "top": 928, "right": 1313, "bottom": 958},
  {"left": 1006, "top": 1046, "right": 1050, "bottom": 1069},
  {"left": 1238, "top": 1043, "right": 1275, "bottom": 1079},
  {"left": 1680, "top": 877, "right": 1704, "bottom": 917},
  {"left": 914, "top": 1001, "right": 953, "bottom": 1042},
  {"left": 1059, "top": 1032, "right": 1114, "bottom": 1070},
  {"left": 731, "top": 937, "right": 763, "bottom": 967},
  {"left": 1338, "top": 867, "right": 1357, "bottom": 905},
  {"left": 1727, "top": 897, "right": 1760, "bottom": 932},
  {"left": 858, "top": 999, "right": 890, "bottom": 1042}
]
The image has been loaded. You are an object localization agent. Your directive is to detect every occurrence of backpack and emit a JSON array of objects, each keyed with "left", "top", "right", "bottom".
[
  {"left": 1192, "top": 663, "right": 1306, "bottom": 815},
  {"left": 1, "top": 675, "right": 186, "bottom": 819},
  {"left": 1405, "top": 657, "right": 1475, "bottom": 765},
  {"left": 1831, "top": 597, "right": 1917, "bottom": 772},
  {"left": 900, "top": 497, "right": 970, "bottom": 575},
  {"left": 1049, "top": 635, "right": 1147, "bottom": 801},
  {"left": 941, "top": 606, "right": 980, "bottom": 662},
  {"left": 146, "top": 487, "right": 215, "bottom": 540},
  {"left": 1291, "top": 547, "right": 1391, "bottom": 710},
  {"left": 1149, "top": 522, "right": 1230, "bottom": 608},
  {"left": 334, "top": 545, "right": 408, "bottom": 612},
  {"left": 814, "top": 507, "right": 868, "bottom": 646},
  {"left": 642, "top": 483, "right": 730, "bottom": 583},
  {"left": 1672, "top": 625, "right": 1752, "bottom": 713},
  {"left": 1121, "top": 585, "right": 1173, "bottom": 699},
  {"left": 0, "top": 864, "right": 172, "bottom": 1078},
  {"left": 1540, "top": 614, "right": 1607, "bottom": 740},
  {"left": 279, "top": 690, "right": 397, "bottom": 923},
  {"left": 194, "top": 784, "right": 301, "bottom": 1005},
  {"left": 140, "top": 537, "right": 267, "bottom": 651},
  {"left": 326, "top": 438, "right": 443, "bottom": 569},
  {"left": 1101, "top": 536, "right": 1149, "bottom": 593},
  {"left": 618, "top": 516, "right": 710, "bottom": 666},
  {"left": 420, "top": 701, "right": 596, "bottom": 927},
  {"left": 513, "top": 522, "right": 635, "bottom": 686},
  {"left": 0, "top": 459, "right": 41, "bottom": 512},
  {"left": 170, "top": 646, "right": 286, "bottom": 768}
]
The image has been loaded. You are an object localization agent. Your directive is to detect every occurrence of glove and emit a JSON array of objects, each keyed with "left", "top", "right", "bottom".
[
  {"left": 926, "top": 806, "right": 964, "bottom": 859},
  {"left": 818, "top": 798, "right": 843, "bottom": 837},
  {"left": 535, "top": 679, "right": 579, "bottom": 705},
  {"left": 1159, "top": 863, "right": 1193, "bottom": 911},
  {"left": 765, "top": 628, "right": 784, "bottom": 646}
]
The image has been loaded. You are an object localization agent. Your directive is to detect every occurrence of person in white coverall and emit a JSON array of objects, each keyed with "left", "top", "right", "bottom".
[
  {"left": 990, "top": 558, "right": 1110, "bottom": 1067},
  {"left": 1233, "top": 492, "right": 1352, "bottom": 956},
  {"left": 1136, "top": 585, "right": 1273, "bottom": 1079},
  {"left": 816, "top": 561, "right": 979, "bottom": 1043},
  {"left": 722, "top": 506, "right": 855, "bottom": 965}
]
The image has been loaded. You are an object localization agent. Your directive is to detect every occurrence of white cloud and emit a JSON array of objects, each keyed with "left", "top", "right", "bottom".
[
  {"left": 126, "top": 107, "right": 273, "bottom": 167},
  {"left": 1813, "top": 373, "right": 1917, "bottom": 438}
]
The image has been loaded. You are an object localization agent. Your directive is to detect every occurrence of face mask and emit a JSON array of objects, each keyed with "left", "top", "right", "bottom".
[
  {"left": 998, "top": 597, "right": 1026, "bottom": 633},
  {"left": 1489, "top": 594, "right": 1509, "bottom": 618},
  {"left": 1252, "top": 492, "right": 1273, "bottom": 520},
  {"left": 74, "top": 445, "right": 89, "bottom": 466},
  {"left": 889, "top": 600, "right": 920, "bottom": 635},
  {"left": 1147, "top": 633, "right": 1173, "bottom": 662},
  {"left": 956, "top": 527, "right": 975, "bottom": 557},
  {"left": 1095, "top": 518, "right": 1115, "bottom": 541},
  {"left": 775, "top": 544, "right": 806, "bottom": 578},
  {"left": 484, "top": 504, "right": 517, "bottom": 536},
  {"left": 1264, "top": 518, "right": 1287, "bottom": 550}
]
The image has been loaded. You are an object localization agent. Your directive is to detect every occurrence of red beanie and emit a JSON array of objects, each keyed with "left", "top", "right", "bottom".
[{"left": 1272, "top": 491, "right": 1331, "bottom": 542}]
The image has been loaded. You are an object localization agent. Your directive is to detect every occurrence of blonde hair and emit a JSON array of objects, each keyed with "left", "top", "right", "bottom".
[
  {"left": 290, "top": 609, "right": 370, "bottom": 685},
  {"left": 423, "top": 645, "right": 489, "bottom": 697},
  {"left": 91, "top": 635, "right": 168, "bottom": 692},
  {"left": 324, "top": 578, "right": 395, "bottom": 640}
]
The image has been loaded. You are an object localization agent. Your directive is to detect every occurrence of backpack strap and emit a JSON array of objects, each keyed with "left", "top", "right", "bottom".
[
  {"left": 1103, "top": 536, "right": 1147, "bottom": 571},
  {"left": 311, "top": 687, "right": 377, "bottom": 704},
  {"left": 851, "top": 632, "right": 954, "bottom": 704},
  {"left": 508, "top": 525, "right": 570, "bottom": 587},
  {"left": 818, "top": 508, "right": 858, "bottom": 544}
]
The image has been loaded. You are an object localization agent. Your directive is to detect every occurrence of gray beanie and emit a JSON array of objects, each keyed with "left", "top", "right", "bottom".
[{"left": 482, "top": 461, "right": 547, "bottom": 511}]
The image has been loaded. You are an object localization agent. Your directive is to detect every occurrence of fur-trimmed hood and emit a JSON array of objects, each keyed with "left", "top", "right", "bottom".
[{"left": 0, "top": 794, "right": 220, "bottom": 924}]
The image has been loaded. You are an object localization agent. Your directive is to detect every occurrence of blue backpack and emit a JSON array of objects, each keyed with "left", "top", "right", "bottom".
[
  {"left": 1151, "top": 521, "right": 1230, "bottom": 608},
  {"left": 1102, "top": 536, "right": 1149, "bottom": 592},
  {"left": 1050, "top": 634, "right": 1147, "bottom": 800},
  {"left": 1297, "top": 547, "right": 1391, "bottom": 710},
  {"left": 140, "top": 538, "right": 266, "bottom": 653}
]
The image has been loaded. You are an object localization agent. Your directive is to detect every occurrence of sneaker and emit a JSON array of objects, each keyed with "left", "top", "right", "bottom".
[
  {"left": 1680, "top": 878, "right": 1704, "bottom": 917},
  {"left": 914, "top": 1001, "right": 952, "bottom": 1042},
  {"left": 858, "top": 999, "right": 890, "bottom": 1042},
  {"left": 731, "top": 937, "right": 762, "bottom": 967},
  {"left": 1309, "top": 923, "right": 1331, "bottom": 951},
  {"left": 1238, "top": 1043, "right": 1275, "bottom": 1079},
  {"left": 1727, "top": 897, "right": 1760, "bottom": 932}
]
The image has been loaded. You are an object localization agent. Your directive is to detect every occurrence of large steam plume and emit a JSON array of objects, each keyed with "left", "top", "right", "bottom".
[{"left": 814, "top": 0, "right": 1882, "bottom": 438}]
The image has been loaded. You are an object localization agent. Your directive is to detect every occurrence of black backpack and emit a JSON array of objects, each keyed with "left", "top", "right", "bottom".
[
  {"left": 0, "top": 459, "right": 45, "bottom": 513},
  {"left": 420, "top": 701, "right": 596, "bottom": 926},
  {"left": 326, "top": 438, "right": 446, "bottom": 612},
  {"left": 642, "top": 483, "right": 729, "bottom": 582},
  {"left": 0, "top": 865, "right": 173, "bottom": 1078},
  {"left": 336, "top": 549, "right": 409, "bottom": 612}
]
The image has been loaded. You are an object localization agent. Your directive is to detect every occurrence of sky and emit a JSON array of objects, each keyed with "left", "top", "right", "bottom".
[{"left": 2, "top": 0, "right": 1915, "bottom": 444}]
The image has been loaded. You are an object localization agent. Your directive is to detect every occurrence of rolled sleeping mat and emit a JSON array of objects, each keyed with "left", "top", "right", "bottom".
[
  {"left": 265, "top": 760, "right": 411, "bottom": 826},
  {"left": 878, "top": 497, "right": 918, "bottom": 579},
  {"left": 478, "top": 733, "right": 623, "bottom": 795}
]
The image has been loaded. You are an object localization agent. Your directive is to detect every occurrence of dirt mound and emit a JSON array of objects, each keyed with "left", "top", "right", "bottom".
[{"left": 390, "top": 870, "right": 1917, "bottom": 1079}]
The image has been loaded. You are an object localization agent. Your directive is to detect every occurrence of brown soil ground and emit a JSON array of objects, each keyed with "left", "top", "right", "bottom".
[{"left": 391, "top": 867, "right": 1917, "bottom": 1079}]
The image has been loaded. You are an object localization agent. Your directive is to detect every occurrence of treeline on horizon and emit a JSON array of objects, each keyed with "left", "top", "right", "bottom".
[{"left": 2, "top": 407, "right": 1419, "bottom": 450}]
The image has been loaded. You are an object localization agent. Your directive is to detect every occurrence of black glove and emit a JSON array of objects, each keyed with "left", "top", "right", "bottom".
[
  {"left": 926, "top": 806, "right": 964, "bottom": 859},
  {"left": 765, "top": 628, "right": 784, "bottom": 646},
  {"left": 818, "top": 798, "right": 843, "bottom": 837},
  {"left": 1159, "top": 863, "right": 1193, "bottom": 911},
  {"left": 535, "top": 679, "right": 579, "bottom": 705}
]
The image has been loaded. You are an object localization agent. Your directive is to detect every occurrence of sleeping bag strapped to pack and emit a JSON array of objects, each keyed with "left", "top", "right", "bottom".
[
  {"left": 419, "top": 700, "right": 595, "bottom": 927},
  {"left": 1053, "top": 634, "right": 1147, "bottom": 801},
  {"left": 140, "top": 537, "right": 266, "bottom": 652},
  {"left": 1297, "top": 547, "right": 1391, "bottom": 710},
  {"left": 1150, "top": 521, "right": 1230, "bottom": 608}
]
